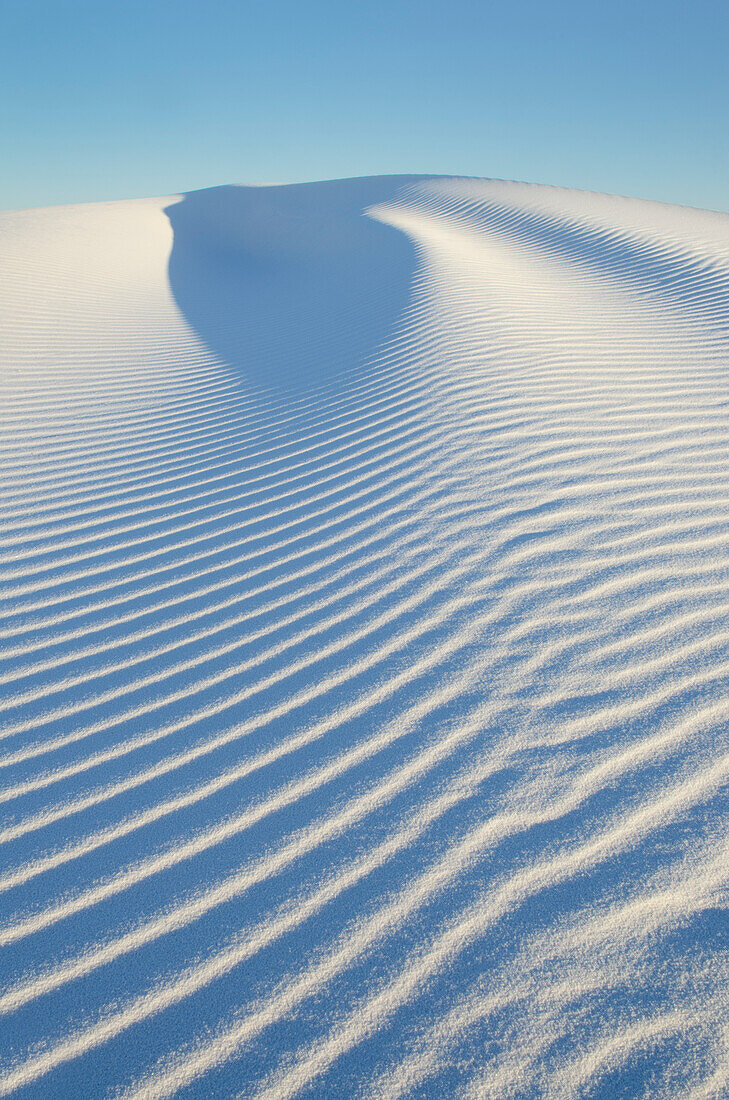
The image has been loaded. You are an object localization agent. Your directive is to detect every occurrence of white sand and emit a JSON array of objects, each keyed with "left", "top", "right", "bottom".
[{"left": 1, "top": 176, "right": 728, "bottom": 1098}]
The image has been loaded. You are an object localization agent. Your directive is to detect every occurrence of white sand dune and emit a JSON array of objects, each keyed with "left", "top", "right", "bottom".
[{"left": 1, "top": 175, "right": 729, "bottom": 1099}]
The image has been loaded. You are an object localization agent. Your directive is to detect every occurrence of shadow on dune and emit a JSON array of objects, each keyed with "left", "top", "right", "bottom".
[{"left": 164, "top": 177, "right": 425, "bottom": 397}]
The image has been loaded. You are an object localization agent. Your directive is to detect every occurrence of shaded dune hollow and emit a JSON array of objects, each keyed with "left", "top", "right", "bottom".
[{"left": 1, "top": 175, "right": 729, "bottom": 1099}]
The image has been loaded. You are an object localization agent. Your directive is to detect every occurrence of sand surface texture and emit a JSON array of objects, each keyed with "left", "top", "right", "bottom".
[{"left": 1, "top": 176, "right": 729, "bottom": 1098}]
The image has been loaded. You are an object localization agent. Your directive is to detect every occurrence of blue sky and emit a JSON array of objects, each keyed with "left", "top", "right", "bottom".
[{"left": 2, "top": 0, "right": 727, "bottom": 212}]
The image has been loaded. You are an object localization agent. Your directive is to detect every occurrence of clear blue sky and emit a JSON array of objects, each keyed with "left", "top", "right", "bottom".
[{"left": 2, "top": 0, "right": 727, "bottom": 213}]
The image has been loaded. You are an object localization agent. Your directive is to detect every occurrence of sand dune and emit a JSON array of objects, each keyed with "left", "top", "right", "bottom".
[{"left": 1, "top": 175, "right": 729, "bottom": 1098}]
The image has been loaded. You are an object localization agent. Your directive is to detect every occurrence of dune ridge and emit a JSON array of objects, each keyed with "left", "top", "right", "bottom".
[{"left": 1, "top": 175, "right": 729, "bottom": 1098}]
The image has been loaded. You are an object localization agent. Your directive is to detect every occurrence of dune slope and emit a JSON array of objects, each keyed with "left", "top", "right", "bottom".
[{"left": 1, "top": 175, "right": 729, "bottom": 1098}]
